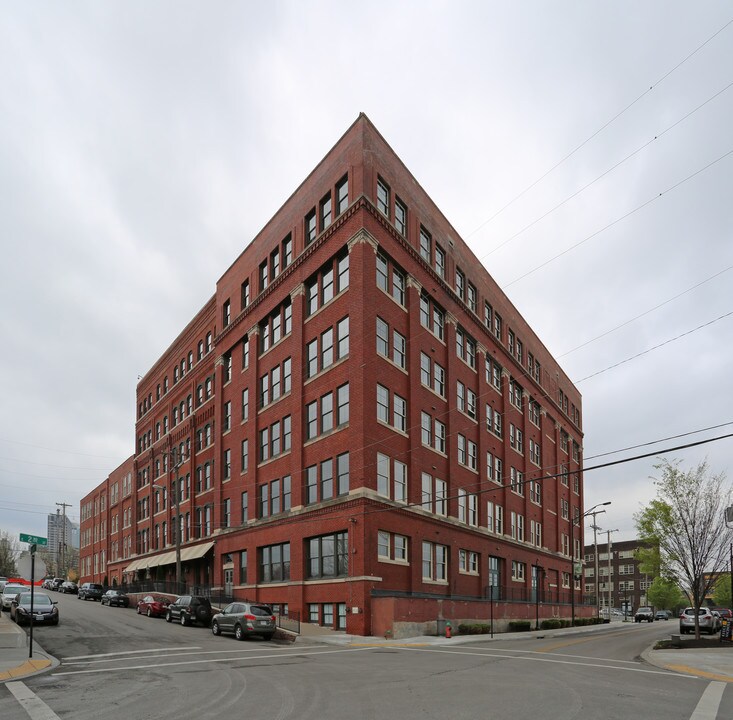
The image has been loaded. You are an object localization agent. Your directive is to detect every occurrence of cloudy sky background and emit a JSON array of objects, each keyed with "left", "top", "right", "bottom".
[{"left": 1, "top": 2, "right": 731, "bottom": 549}]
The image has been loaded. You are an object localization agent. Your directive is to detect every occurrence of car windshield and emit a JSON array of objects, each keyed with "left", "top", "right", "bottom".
[
  {"left": 3, "top": 586, "right": 26, "bottom": 596},
  {"left": 18, "top": 593, "right": 52, "bottom": 606}
]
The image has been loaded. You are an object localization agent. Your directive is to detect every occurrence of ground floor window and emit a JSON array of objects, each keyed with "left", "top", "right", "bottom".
[{"left": 307, "top": 602, "right": 347, "bottom": 630}]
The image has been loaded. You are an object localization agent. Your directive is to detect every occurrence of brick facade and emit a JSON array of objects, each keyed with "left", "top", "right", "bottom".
[{"left": 79, "top": 114, "right": 587, "bottom": 634}]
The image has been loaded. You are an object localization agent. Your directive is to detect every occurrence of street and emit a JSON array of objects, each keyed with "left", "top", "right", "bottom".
[{"left": 1, "top": 594, "right": 732, "bottom": 720}]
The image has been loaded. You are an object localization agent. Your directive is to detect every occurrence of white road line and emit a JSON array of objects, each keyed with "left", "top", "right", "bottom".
[
  {"left": 6, "top": 681, "right": 61, "bottom": 720},
  {"left": 396, "top": 646, "right": 697, "bottom": 677},
  {"left": 61, "top": 644, "right": 320, "bottom": 666},
  {"left": 689, "top": 681, "right": 726, "bottom": 720},
  {"left": 62, "top": 647, "right": 202, "bottom": 660},
  {"left": 460, "top": 646, "right": 644, "bottom": 665},
  {"left": 53, "top": 646, "right": 373, "bottom": 676}
]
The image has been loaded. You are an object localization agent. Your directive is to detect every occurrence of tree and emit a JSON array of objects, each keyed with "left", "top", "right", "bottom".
[
  {"left": 712, "top": 573, "right": 732, "bottom": 608},
  {"left": 647, "top": 576, "right": 684, "bottom": 611},
  {"left": 635, "top": 459, "right": 733, "bottom": 638},
  {"left": 0, "top": 531, "right": 20, "bottom": 576}
]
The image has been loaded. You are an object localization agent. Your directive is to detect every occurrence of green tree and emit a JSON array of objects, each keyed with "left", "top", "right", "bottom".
[
  {"left": 635, "top": 459, "right": 733, "bottom": 638},
  {"left": 647, "top": 576, "right": 684, "bottom": 611},
  {"left": 712, "top": 573, "right": 732, "bottom": 608},
  {"left": 0, "top": 531, "right": 20, "bottom": 576}
]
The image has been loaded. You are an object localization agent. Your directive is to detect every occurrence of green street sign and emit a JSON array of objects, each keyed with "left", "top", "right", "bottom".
[{"left": 20, "top": 533, "right": 48, "bottom": 546}]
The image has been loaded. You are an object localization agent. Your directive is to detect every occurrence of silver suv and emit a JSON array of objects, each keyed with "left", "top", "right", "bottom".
[
  {"left": 211, "top": 602, "right": 276, "bottom": 641},
  {"left": 679, "top": 607, "right": 720, "bottom": 634}
]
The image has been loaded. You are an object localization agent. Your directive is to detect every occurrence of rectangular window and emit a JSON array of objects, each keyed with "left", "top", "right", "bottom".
[
  {"left": 337, "top": 383, "right": 349, "bottom": 425},
  {"left": 467, "top": 283, "right": 477, "bottom": 313},
  {"left": 394, "top": 197, "right": 407, "bottom": 236},
  {"left": 455, "top": 268, "right": 465, "bottom": 300},
  {"left": 320, "top": 193, "right": 332, "bottom": 230},
  {"left": 419, "top": 226, "right": 431, "bottom": 262},
  {"left": 241, "top": 439, "right": 249, "bottom": 473},
  {"left": 305, "top": 209, "right": 317, "bottom": 246},
  {"left": 377, "top": 178, "right": 390, "bottom": 217},
  {"left": 241, "top": 280, "right": 250, "bottom": 310},
  {"left": 393, "top": 329, "right": 406, "bottom": 369},
  {"left": 282, "top": 234, "right": 293, "bottom": 268},
  {"left": 223, "top": 300, "right": 231, "bottom": 327},
  {"left": 260, "top": 542, "right": 290, "bottom": 583},
  {"left": 376, "top": 384, "right": 389, "bottom": 423},
  {"left": 307, "top": 531, "right": 348, "bottom": 579},
  {"left": 336, "top": 175, "right": 349, "bottom": 215},
  {"left": 435, "top": 244, "right": 445, "bottom": 277},
  {"left": 376, "top": 317, "right": 389, "bottom": 357},
  {"left": 422, "top": 541, "right": 448, "bottom": 581}
]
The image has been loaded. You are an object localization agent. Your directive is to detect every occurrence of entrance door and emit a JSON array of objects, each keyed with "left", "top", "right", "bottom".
[
  {"left": 488, "top": 556, "right": 501, "bottom": 600},
  {"left": 223, "top": 568, "right": 233, "bottom": 597}
]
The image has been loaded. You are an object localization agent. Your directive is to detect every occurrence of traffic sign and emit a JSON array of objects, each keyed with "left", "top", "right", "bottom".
[{"left": 19, "top": 533, "right": 48, "bottom": 546}]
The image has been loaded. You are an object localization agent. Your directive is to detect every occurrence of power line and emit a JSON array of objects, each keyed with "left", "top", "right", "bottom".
[
  {"left": 584, "top": 421, "right": 733, "bottom": 460},
  {"left": 466, "top": 17, "right": 733, "bottom": 240},
  {"left": 558, "top": 264, "right": 733, "bottom": 357},
  {"left": 481, "top": 80, "right": 733, "bottom": 259},
  {"left": 575, "top": 310, "right": 733, "bottom": 383},
  {"left": 504, "top": 148, "right": 733, "bottom": 288},
  {"left": 0, "top": 437, "right": 123, "bottom": 461}
]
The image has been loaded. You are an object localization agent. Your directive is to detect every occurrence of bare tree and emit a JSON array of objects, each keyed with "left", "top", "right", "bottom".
[
  {"left": 0, "top": 531, "right": 20, "bottom": 576},
  {"left": 635, "top": 459, "right": 733, "bottom": 639}
]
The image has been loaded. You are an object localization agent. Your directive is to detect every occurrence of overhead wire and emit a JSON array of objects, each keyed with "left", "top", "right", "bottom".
[{"left": 466, "top": 17, "right": 733, "bottom": 240}]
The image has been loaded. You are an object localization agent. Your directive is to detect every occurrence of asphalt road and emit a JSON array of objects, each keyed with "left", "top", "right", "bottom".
[{"left": 1, "top": 595, "right": 732, "bottom": 720}]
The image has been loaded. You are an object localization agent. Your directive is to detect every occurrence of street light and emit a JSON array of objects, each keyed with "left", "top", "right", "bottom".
[
  {"left": 153, "top": 448, "right": 188, "bottom": 595},
  {"left": 571, "top": 501, "right": 611, "bottom": 626}
]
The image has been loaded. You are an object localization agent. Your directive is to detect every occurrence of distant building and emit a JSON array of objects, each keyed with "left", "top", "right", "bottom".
[
  {"left": 583, "top": 538, "right": 656, "bottom": 612},
  {"left": 47, "top": 511, "right": 74, "bottom": 574},
  {"left": 80, "top": 114, "right": 587, "bottom": 635}
]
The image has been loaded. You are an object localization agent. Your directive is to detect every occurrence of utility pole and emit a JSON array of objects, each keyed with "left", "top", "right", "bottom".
[
  {"left": 56, "top": 502, "right": 72, "bottom": 577},
  {"left": 586, "top": 509, "right": 607, "bottom": 619},
  {"left": 607, "top": 529, "right": 619, "bottom": 618}
]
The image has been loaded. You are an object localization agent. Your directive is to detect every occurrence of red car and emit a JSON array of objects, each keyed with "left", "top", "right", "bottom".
[{"left": 136, "top": 595, "right": 170, "bottom": 618}]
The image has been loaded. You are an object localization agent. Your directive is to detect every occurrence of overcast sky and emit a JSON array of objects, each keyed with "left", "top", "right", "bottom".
[{"left": 1, "top": 2, "right": 731, "bottom": 550}]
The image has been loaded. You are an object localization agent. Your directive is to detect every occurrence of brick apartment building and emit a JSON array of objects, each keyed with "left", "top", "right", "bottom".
[
  {"left": 583, "top": 538, "right": 655, "bottom": 614},
  {"left": 80, "top": 114, "right": 587, "bottom": 636}
]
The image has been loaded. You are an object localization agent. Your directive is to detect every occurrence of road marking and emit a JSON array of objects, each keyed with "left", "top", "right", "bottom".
[
  {"left": 690, "top": 681, "right": 725, "bottom": 719},
  {"left": 396, "top": 646, "right": 697, "bottom": 677},
  {"left": 452, "top": 646, "right": 643, "bottom": 665},
  {"left": 6, "top": 681, "right": 61, "bottom": 720},
  {"left": 664, "top": 664, "right": 733, "bottom": 684},
  {"left": 53, "top": 646, "right": 374, "bottom": 676},
  {"left": 61, "top": 644, "right": 323, "bottom": 666},
  {"left": 537, "top": 630, "right": 641, "bottom": 653},
  {"left": 62, "top": 646, "right": 202, "bottom": 660}
]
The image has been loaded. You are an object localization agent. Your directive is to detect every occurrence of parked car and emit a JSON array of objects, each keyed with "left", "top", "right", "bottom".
[
  {"left": 165, "top": 595, "right": 213, "bottom": 626},
  {"left": 41, "top": 578, "right": 54, "bottom": 590},
  {"left": 78, "top": 583, "right": 104, "bottom": 601},
  {"left": 655, "top": 610, "right": 670, "bottom": 621},
  {"left": 1, "top": 584, "right": 27, "bottom": 610},
  {"left": 50, "top": 578, "right": 65, "bottom": 591},
  {"left": 680, "top": 607, "right": 720, "bottom": 634},
  {"left": 60, "top": 581, "right": 78, "bottom": 595},
  {"left": 634, "top": 606, "right": 654, "bottom": 623},
  {"left": 712, "top": 607, "right": 733, "bottom": 620},
  {"left": 10, "top": 592, "right": 59, "bottom": 625},
  {"left": 211, "top": 602, "right": 276, "bottom": 641},
  {"left": 101, "top": 590, "right": 130, "bottom": 607},
  {"left": 136, "top": 595, "right": 170, "bottom": 618}
]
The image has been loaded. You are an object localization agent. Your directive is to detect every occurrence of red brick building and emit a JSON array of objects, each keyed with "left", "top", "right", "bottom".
[{"left": 79, "top": 114, "right": 587, "bottom": 636}]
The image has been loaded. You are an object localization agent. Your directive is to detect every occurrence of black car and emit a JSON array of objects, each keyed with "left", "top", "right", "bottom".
[
  {"left": 101, "top": 590, "right": 130, "bottom": 607},
  {"left": 165, "top": 595, "right": 213, "bottom": 626},
  {"left": 78, "top": 583, "right": 104, "bottom": 601},
  {"left": 60, "top": 581, "right": 78, "bottom": 595},
  {"left": 10, "top": 592, "right": 59, "bottom": 625}
]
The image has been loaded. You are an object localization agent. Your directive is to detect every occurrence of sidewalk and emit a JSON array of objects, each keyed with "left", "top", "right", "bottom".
[{"left": 0, "top": 612, "right": 58, "bottom": 682}]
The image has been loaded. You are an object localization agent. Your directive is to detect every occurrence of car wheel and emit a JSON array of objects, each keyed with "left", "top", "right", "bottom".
[
  {"left": 180, "top": 613, "right": 188, "bottom": 626},
  {"left": 136, "top": 605, "right": 141, "bottom": 614},
  {"left": 234, "top": 624, "right": 244, "bottom": 641},
  {"left": 212, "top": 621, "right": 221, "bottom": 636},
  {"left": 165, "top": 611, "right": 172, "bottom": 623},
  {"left": 147, "top": 608, "right": 152, "bottom": 618}
]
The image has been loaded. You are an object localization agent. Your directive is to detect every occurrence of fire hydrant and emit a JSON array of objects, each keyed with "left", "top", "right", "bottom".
[{"left": 445, "top": 621, "right": 452, "bottom": 639}]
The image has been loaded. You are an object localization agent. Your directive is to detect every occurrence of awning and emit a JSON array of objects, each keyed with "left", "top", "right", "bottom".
[
  {"left": 179, "top": 541, "right": 215, "bottom": 562},
  {"left": 122, "top": 542, "right": 214, "bottom": 573}
]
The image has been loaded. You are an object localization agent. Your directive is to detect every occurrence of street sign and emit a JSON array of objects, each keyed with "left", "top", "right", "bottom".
[{"left": 19, "top": 533, "right": 48, "bottom": 546}]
